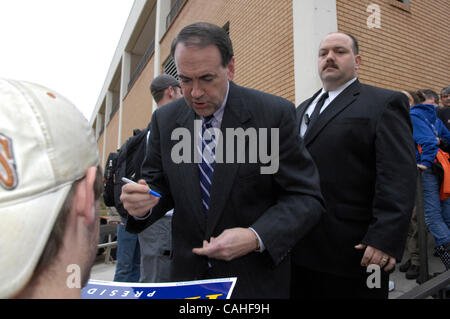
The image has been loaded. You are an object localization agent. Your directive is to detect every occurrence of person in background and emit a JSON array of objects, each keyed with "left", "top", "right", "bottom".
[
  {"left": 437, "top": 86, "right": 450, "bottom": 130},
  {"left": 410, "top": 93, "right": 450, "bottom": 271},
  {"left": 402, "top": 90, "right": 422, "bottom": 108},
  {"left": 441, "top": 87, "right": 450, "bottom": 108},
  {"left": 138, "top": 74, "right": 182, "bottom": 283},
  {"left": 420, "top": 89, "right": 439, "bottom": 107},
  {"left": 0, "top": 78, "right": 102, "bottom": 298},
  {"left": 292, "top": 32, "right": 417, "bottom": 299},
  {"left": 399, "top": 90, "right": 426, "bottom": 280}
]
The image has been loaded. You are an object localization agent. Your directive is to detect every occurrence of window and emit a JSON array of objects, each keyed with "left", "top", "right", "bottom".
[
  {"left": 163, "top": 56, "right": 178, "bottom": 80},
  {"left": 166, "top": 0, "right": 187, "bottom": 30},
  {"left": 128, "top": 40, "right": 155, "bottom": 90},
  {"left": 388, "top": 0, "right": 411, "bottom": 12}
]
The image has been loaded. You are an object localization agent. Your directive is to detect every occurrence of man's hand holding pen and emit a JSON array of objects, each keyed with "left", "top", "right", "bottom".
[{"left": 120, "top": 179, "right": 160, "bottom": 218}]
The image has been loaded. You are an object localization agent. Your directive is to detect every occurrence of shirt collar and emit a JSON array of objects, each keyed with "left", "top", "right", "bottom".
[{"left": 321, "top": 77, "right": 357, "bottom": 102}]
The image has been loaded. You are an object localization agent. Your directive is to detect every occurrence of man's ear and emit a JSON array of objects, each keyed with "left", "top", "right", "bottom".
[
  {"left": 72, "top": 166, "right": 98, "bottom": 225},
  {"left": 166, "top": 86, "right": 174, "bottom": 99},
  {"left": 355, "top": 54, "right": 362, "bottom": 72},
  {"left": 226, "top": 57, "right": 235, "bottom": 82}
]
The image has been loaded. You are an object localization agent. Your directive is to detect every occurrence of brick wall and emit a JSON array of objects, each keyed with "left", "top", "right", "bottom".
[
  {"left": 98, "top": 0, "right": 449, "bottom": 164},
  {"left": 121, "top": 55, "right": 155, "bottom": 145},
  {"left": 337, "top": 0, "right": 449, "bottom": 96},
  {"left": 103, "top": 111, "right": 120, "bottom": 166},
  {"left": 159, "top": 0, "right": 295, "bottom": 102}
]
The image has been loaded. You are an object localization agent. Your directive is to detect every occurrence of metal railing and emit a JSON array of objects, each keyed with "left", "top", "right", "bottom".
[
  {"left": 98, "top": 222, "right": 117, "bottom": 264},
  {"left": 397, "top": 270, "right": 450, "bottom": 299}
]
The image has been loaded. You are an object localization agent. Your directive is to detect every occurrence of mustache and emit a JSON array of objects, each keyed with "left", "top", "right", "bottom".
[{"left": 323, "top": 62, "right": 339, "bottom": 71}]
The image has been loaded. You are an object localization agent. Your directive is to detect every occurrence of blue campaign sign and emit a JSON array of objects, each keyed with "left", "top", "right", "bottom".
[{"left": 82, "top": 277, "right": 237, "bottom": 299}]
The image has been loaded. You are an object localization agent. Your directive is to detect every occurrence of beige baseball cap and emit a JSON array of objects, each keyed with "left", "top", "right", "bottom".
[{"left": 0, "top": 78, "right": 99, "bottom": 298}]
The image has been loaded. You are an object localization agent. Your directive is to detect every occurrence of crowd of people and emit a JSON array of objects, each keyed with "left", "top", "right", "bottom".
[
  {"left": 400, "top": 87, "right": 450, "bottom": 280},
  {"left": 1, "top": 22, "right": 449, "bottom": 299}
]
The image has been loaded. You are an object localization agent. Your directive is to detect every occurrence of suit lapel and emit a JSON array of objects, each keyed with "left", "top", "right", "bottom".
[
  {"left": 175, "top": 105, "right": 206, "bottom": 232},
  {"left": 305, "top": 80, "right": 361, "bottom": 145},
  {"left": 206, "top": 83, "right": 251, "bottom": 237},
  {"left": 296, "top": 89, "right": 322, "bottom": 126}
]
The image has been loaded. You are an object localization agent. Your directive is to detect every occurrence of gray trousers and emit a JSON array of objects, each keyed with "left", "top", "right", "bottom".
[
  {"left": 406, "top": 206, "right": 420, "bottom": 266},
  {"left": 138, "top": 215, "right": 172, "bottom": 282}
]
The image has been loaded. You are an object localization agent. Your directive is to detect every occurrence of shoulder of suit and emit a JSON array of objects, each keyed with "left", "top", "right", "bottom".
[
  {"left": 358, "top": 83, "right": 409, "bottom": 110},
  {"left": 359, "top": 83, "right": 404, "bottom": 100},
  {"left": 233, "top": 83, "right": 295, "bottom": 111},
  {"left": 154, "top": 97, "right": 188, "bottom": 116}
]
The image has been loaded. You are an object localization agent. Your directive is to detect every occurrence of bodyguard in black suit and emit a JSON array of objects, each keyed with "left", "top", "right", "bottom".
[
  {"left": 121, "top": 22, "right": 324, "bottom": 298},
  {"left": 292, "top": 33, "right": 417, "bottom": 298}
]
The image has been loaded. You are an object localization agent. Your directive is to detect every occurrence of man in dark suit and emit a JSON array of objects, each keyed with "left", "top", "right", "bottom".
[
  {"left": 120, "top": 22, "right": 324, "bottom": 298},
  {"left": 292, "top": 32, "right": 417, "bottom": 299}
]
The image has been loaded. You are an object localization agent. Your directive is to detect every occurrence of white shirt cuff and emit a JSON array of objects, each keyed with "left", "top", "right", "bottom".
[{"left": 249, "top": 227, "right": 265, "bottom": 252}]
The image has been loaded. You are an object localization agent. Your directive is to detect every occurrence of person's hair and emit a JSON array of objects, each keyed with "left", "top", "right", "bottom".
[
  {"left": 32, "top": 166, "right": 103, "bottom": 276},
  {"left": 324, "top": 32, "right": 359, "bottom": 55},
  {"left": 441, "top": 86, "right": 450, "bottom": 96},
  {"left": 344, "top": 33, "right": 359, "bottom": 55},
  {"left": 420, "top": 89, "right": 440, "bottom": 105},
  {"left": 153, "top": 85, "right": 180, "bottom": 104},
  {"left": 415, "top": 90, "right": 426, "bottom": 104},
  {"left": 404, "top": 90, "right": 418, "bottom": 106},
  {"left": 170, "top": 22, "right": 234, "bottom": 67}
]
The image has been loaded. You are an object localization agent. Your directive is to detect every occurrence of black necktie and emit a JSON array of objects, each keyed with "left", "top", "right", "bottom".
[{"left": 306, "top": 92, "right": 329, "bottom": 133}]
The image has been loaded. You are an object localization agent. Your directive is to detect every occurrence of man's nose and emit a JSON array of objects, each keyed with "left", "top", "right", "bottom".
[
  {"left": 191, "top": 82, "right": 204, "bottom": 99},
  {"left": 325, "top": 51, "right": 336, "bottom": 61}
]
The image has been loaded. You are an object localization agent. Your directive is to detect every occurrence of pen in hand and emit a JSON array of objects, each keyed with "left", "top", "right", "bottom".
[{"left": 121, "top": 177, "right": 162, "bottom": 198}]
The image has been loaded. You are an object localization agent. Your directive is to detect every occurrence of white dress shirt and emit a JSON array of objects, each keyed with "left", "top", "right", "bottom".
[{"left": 300, "top": 77, "right": 358, "bottom": 137}]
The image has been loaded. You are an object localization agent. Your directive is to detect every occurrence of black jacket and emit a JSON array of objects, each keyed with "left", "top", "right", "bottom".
[
  {"left": 293, "top": 79, "right": 417, "bottom": 278},
  {"left": 127, "top": 82, "right": 324, "bottom": 298}
]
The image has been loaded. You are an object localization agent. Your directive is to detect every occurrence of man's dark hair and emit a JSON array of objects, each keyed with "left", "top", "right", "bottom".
[
  {"left": 441, "top": 86, "right": 450, "bottom": 96},
  {"left": 152, "top": 85, "right": 180, "bottom": 104},
  {"left": 415, "top": 90, "right": 426, "bottom": 104},
  {"left": 150, "top": 74, "right": 181, "bottom": 104},
  {"left": 420, "top": 89, "right": 440, "bottom": 105},
  {"left": 170, "top": 22, "right": 234, "bottom": 67},
  {"left": 405, "top": 90, "right": 422, "bottom": 106},
  {"left": 345, "top": 33, "right": 359, "bottom": 55}
]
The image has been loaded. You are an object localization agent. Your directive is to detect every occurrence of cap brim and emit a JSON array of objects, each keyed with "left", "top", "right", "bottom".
[{"left": 0, "top": 183, "right": 72, "bottom": 298}]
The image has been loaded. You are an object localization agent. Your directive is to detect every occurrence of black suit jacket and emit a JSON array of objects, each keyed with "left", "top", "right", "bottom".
[
  {"left": 127, "top": 82, "right": 324, "bottom": 298},
  {"left": 293, "top": 79, "right": 417, "bottom": 278}
]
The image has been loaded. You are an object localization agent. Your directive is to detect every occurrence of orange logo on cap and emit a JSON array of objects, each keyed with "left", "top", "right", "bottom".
[{"left": 0, "top": 134, "right": 18, "bottom": 190}]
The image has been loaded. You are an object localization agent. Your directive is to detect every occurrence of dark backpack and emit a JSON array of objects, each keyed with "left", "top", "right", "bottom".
[
  {"left": 102, "top": 127, "right": 150, "bottom": 218},
  {"left": 103, "top": 151, "right": 119, "bottom": 207}
]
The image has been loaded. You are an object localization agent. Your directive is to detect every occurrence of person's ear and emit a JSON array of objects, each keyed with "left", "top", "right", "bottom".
[
  {"left": 72, "top": 166, "right": 98, "bottom": 225},
  {"left": 354, "top": 54, "right": 362, "bottom": 72},
  {"left": 166, "top": 86, "right": 174, "bottom": 99},
  {"left": 226, "top": 57, "right": 235, "bottom": 82}
]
